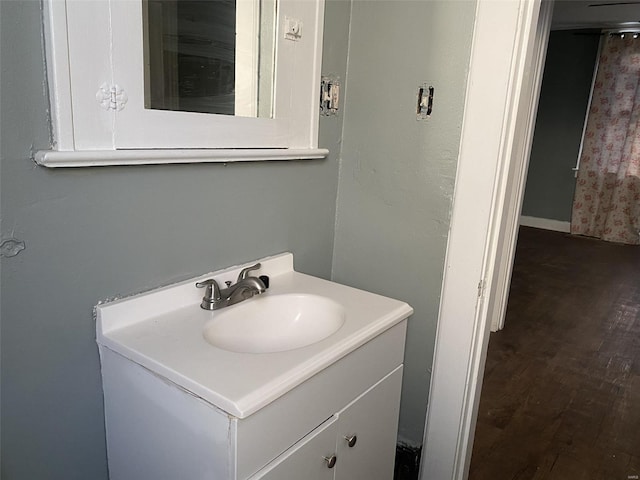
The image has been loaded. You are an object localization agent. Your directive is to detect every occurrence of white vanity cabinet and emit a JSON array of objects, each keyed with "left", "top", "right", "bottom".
[
  {"left": 334, "top": 366, "right": 403, "bottom": 479},
  {"left": 252, "top": 367, "right": 403, "bottom": 480},
  {"left": 96, "top": 253, "right": 413, "bottom": 480},
  {"left": 99, "top": 320, "right": 407, "bottom": 480},
  {"left": 250, "top": 416, "right": 339, "bottom": 480}
]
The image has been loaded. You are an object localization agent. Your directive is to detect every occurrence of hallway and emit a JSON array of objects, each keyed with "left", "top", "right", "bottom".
[{"left": 469, "top": 227, "right": 640, "bottom": 479}]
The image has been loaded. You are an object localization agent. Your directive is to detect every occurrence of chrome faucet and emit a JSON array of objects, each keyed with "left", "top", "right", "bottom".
[{"left": 196, "top": 263, "right": 268, "bottom": 311}]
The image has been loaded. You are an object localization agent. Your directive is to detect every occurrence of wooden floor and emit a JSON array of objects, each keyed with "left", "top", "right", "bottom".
[{"left": 469, "top": 227, "right": 640, "bottom": 480}]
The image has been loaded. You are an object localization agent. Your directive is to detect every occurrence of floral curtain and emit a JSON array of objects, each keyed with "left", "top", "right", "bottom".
[{"left": 571, "top": 35, "right": 640, "bottom": 245}]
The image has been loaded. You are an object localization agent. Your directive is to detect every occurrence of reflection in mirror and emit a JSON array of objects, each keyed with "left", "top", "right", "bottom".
[{"left": 143, "top": 0, "right": 276, "bottom": 118}]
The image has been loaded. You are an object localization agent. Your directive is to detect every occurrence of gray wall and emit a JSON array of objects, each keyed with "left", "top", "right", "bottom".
[
  {"left": 0, "top": 1, "right": 347, "bottom": 478},
  {"left": 1, "top": 0, "right": 477, "bottom": 475},
  {"left": 521, "top": 30, "right": 600, "bottom": 222},
  {"left": 331, "top": 0, "right": 476, "bottom": 446}
]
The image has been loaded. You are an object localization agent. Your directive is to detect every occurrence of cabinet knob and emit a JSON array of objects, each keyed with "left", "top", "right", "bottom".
[
  {"left": 344, "top": 435, "right": 357, "bottom": 448},
  {"left": 323, "top": 455, "right": 337, "bottom": 468}
]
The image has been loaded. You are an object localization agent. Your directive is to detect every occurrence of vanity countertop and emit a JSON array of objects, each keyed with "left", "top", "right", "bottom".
[{"left": 96, "top": 253, "right": 413, "bottom": 419}]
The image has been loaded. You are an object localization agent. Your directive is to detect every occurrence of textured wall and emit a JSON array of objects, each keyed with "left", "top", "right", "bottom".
[
  {"left": 522, "top": 31, "right": 600, "bottom": 222},
  {"left": 1, "top": 0, "right": 479, "bottom": 474},
  {"left": 0, "top": 1, "right": 346, "bottom": 478},
  {"left": 331, "top": 0, "right": 476, "bottom": 446}
]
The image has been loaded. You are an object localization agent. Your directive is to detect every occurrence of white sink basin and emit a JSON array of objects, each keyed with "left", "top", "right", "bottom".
[
  {"left": 202, "top": 293, "right": 346, "bottom": 353},
  {"left": 97, "top": 252, "right": 414, "bottom": 417}
]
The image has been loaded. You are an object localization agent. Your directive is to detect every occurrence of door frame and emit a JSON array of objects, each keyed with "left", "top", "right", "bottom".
[
  {"left": 419, "top": 1, "right": 553, "bottom": 478},
  {"left": 486, "top": 0, "right": 554, "bottom": 333}
]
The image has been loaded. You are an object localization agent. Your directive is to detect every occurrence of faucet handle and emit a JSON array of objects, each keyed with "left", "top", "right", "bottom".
[
  {"left": 237, "top": 263, "right": 261, "bottom": 281},
  {"left": 195, "top": 278, "right": 221, "bottom": 310}
]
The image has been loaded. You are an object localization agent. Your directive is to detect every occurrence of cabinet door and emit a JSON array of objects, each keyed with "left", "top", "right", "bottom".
[
  {"left": 334, "top": 366, "right": 403, "bottom": 480},
  {"left": 250, "top": 416, "right": 338, "bottom": 480}
]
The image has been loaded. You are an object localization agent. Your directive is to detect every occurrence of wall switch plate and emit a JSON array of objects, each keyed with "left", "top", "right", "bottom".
[
  {"left": 284, "top": 17, "right": 303, "bottom": 41},
  {"left": 417, "top": 84, "right": 434, "bottom": 120},
  {"left": 320, "top": 76, "right": 340, "bottom": 115}
]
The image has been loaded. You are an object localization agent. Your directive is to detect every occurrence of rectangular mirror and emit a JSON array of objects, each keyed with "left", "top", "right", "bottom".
[{"left": 143, "top": 0, "right": 276, "bottom": 118}]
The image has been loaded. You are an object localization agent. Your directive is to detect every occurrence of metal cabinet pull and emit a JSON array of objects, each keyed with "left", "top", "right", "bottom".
[
  {"left": 323, "top": 455, "right": 337, "bottom": 468},
  {"left": 344, "top": 435, "right": 357, "bottom": 448}
]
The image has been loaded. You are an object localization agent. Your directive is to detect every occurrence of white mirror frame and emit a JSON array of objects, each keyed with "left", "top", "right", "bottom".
[{"left": 37, "top": 0, "right": 328, "bottom": 167}]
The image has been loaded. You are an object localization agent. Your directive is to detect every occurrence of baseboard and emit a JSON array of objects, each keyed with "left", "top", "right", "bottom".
[
  {"left": 519, "top": 215, "right": 571, "bottom": 233},
  {"left": 394, "top": 442, "right": 422, "bottom": 480}
]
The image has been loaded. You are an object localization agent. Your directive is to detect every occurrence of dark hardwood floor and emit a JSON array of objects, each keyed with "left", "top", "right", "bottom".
[{"left": 469, "top": 227, "right": 640, "bottom": 480}]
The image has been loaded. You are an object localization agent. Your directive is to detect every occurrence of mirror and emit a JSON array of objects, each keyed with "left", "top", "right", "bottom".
[{"left": 143, "top": 0, "right": 276, "bottom": 118}]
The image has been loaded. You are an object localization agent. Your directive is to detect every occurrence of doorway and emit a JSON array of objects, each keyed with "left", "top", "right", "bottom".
[
  {"left": 497, "top": 28, "right": 600, "bottom": 332},
  {"left": 420, "top": 1, "right": 640, "bottom": 479},
  {"left": 470, "top": 13, "right": 640, "bottom": 480}
]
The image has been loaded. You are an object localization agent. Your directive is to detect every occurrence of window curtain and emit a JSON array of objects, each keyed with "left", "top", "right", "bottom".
[{"left": 571, "top": 34, "right": 640, "bottom": 245}]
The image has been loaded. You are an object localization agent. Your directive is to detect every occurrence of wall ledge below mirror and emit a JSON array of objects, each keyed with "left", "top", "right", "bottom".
[{"left": 34, "top": 148, "right": 329, "bottom": 168}]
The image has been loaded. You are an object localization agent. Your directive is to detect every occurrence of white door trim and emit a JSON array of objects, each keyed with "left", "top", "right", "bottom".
[
  {"left": 487, "top": 0, "right": 554, "bottom": 333},
  {"left": 419, "top": 1, "right": 553, "bottom": 479}
]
